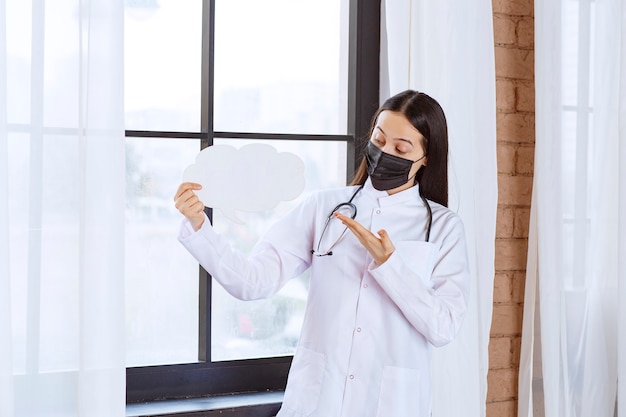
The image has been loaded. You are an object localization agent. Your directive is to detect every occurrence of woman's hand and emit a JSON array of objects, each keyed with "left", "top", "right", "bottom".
[
  {"left": 174, "top": 182, "right": 206, "bottom": 231},
  {"left": 334, "top": 211, "right": 395, "bottom": 265}
]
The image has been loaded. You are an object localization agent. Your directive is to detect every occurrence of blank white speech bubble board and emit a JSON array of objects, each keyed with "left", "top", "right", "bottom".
[{"left": 182, "top": 143, "right": 305, "bottom": 224}]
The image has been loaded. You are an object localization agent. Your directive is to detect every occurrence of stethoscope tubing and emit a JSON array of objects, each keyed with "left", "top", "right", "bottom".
[{"left": 312, "top": 184, "right": 433, "bottom": 257}]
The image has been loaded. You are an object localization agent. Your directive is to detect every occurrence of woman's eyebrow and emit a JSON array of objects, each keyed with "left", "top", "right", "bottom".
[{"left": 376, "top": 126, "right": 415, "bottom": 146}]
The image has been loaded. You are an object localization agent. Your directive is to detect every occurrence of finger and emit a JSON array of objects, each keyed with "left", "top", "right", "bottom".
[
  {"left": 179, "top": 195, "right": 203, "bottom": 213},
  {"left": 179, "top": 202, "right": 205, "bottom": 221},
  {"left": 377, "top": 229, "right": 395, "bottom": 253},
  {"left": 333, "top": 211, "right": 349, "bottom": 222},
  {"left": 337, "top": 215, "right": 386, "bottom": 256},
  {"left": 371, "top": 229, "right": 395, "bottom": 264},
  {"left": 176, "top": 197, "right": 202, "bottom": 217},
  {"left": 334, "top": 212, "right": 369, "bottom": 237},
  {"left": 175, "top": 183, "right": 202, "bottom": 202},
  {"left": 175, "top": 189, "right": 201, "bottom": 209},
  {"left": 174, "top": 191, "right": 192, "bottom": 209},
  {"left": 174, "top": 182, "right": 202, "bottom": 201},
  {"left": 190, "top": 200, "right": 205, "bottom": 214}
]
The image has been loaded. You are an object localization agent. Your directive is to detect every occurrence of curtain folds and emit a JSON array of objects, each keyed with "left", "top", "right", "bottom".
[
  {"left": 0, "top": 1, "right": 125, "bottom": 416},
  {"left": 380, "top": 1, "right": 497, "bottom": 416},
  {"left": 519, "top": 1, "right": 625, "bottom": 416},
  {"left": 1, "top": 0, "right": 15, "bottom": 414}
]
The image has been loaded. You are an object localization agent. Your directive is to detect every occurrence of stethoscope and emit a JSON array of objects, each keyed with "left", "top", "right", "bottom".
[{"left": 311, "top": 184, "right": 433, "bottom": 257}]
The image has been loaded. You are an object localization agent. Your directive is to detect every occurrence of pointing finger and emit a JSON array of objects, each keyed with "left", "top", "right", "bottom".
[{"left": 334, "top": 212, "right": 368, "bottom": 238}]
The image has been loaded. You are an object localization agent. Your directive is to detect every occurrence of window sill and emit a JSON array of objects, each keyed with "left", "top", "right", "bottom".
[{"left": 126, "top": 391, "right": 283, "bottom": 417}]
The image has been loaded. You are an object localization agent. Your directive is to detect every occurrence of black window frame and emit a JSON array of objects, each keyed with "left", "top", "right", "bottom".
[{"left": 126, "top": 0, "right": 380, "bottom": 403}]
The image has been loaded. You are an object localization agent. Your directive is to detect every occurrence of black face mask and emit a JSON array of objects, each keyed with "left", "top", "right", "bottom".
[{"left": 365, "top": 141, "right": 425, "bottom": 191}]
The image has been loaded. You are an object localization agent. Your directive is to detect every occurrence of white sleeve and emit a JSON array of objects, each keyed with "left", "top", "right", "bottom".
[
  {"left": 368, "top": 214, "right": 471, "bottom": 347},
  {"left": 177, "top": 195, "right": 317, "bottom": 301}
]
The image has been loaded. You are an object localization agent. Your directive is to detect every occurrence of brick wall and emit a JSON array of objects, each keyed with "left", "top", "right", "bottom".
[{"left": 488, "top": 0, "right": 535, "bottom": 416}]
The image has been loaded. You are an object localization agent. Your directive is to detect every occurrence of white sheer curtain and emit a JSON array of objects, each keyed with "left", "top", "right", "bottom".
[
  {"left": 519, "top": 0, "right": 625, "bottom": 416},
  {"left": 381, "top": 2, "right": 497, "bottom": 417},
  {"left": 0, "top": 0, "right": 125, "bottom": 416}
]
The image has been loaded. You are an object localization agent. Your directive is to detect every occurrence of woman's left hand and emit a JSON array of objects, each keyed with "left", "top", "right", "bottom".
[{"left": 334, "top": 211, "right": 395, "bottom": 265}]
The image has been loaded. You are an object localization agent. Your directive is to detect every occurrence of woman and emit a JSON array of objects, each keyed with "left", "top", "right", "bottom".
[{"left": 174, "top": 90, "right": 470, "bottom": 417}]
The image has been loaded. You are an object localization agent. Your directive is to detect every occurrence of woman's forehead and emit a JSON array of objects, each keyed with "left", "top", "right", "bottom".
[{"left": 375, "top": 111, "right": 424, "bottom": 143}]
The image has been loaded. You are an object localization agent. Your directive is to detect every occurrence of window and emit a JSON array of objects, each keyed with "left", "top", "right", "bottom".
[
  {"left": 560, "top": 0, "right": 595, "bottom": 289},
  {"left": 125, "top": 0, "right": 380, "bottom": 402}
]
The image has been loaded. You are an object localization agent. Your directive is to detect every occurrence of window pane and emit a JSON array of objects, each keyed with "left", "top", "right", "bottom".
[
  {"left": 124, "top": 0, "right": 202, "bottom": 132},
  {"left": 213, "top": 0, "right": 349, "bottom": 135},
  {"left": 211, "top": 139, "right": 347, "bottom": 361},
  {"left": 125, "top": 138, "right": 201, "bottom": 367}
]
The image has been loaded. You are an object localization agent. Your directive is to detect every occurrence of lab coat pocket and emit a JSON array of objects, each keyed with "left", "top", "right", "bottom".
[
  {"left": 375, "top": 366, "right": 424, "bottom": 417},
  {"left": 394, "top": 241, "right": 437, "bottom": 287},
  {"left": 280, "top": 347, "right": 326, "bottom": 416}
]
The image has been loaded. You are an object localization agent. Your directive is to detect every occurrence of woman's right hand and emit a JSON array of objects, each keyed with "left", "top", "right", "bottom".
[{"left": 174, "top": 182, "right": 206, "bottom": 231}]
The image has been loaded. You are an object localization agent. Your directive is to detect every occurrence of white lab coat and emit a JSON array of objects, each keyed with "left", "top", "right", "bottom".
[{"left": 178, "top": 179, "right": 470, "bottom": 417}]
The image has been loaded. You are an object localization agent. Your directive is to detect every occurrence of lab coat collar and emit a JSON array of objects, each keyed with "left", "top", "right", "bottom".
[{"left": 363, "top": 178, "right": 422, "bottom": 208}]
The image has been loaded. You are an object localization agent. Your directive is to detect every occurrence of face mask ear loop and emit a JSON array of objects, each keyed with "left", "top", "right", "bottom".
[
  {"left": 413, "top": 164, "right": 426, "bottom": 185},
  {"left": 411, "top": 151, "right": 427, "bottom": 184}
]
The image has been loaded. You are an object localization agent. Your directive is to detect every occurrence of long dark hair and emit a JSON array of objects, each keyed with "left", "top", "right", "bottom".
[{"left": 351, "top": 90, "right": 449, "bottom": 207}]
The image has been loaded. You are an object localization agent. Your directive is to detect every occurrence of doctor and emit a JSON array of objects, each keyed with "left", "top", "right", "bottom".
[{"left": 174, "top": 90, "right": 470, "bottom": 417}]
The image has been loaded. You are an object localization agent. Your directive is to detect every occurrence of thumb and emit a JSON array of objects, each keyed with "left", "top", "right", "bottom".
[{"left": 377, "top": 229, "right": 393, "bottom": 247}]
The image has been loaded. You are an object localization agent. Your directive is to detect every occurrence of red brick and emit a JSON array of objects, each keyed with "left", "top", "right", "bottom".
[
  {"left": 487, "top": 368, "right": 519, "bottom": 402},
  {"left": 498, "top": 174, "right": 533, "bottom": 206},
  {"left": 495, "top": 47, "right": 534, "bottom": 80},
  {"left": 516, "top": 145, "right": 535, "bottom": 175},
  {"left": 496, "top": 79, "right": 517, "bottom": 112},
  {"left": 511, "top": 336, "right": 522, "bottom": 367},
  {"left": 493, "top": 0, "right": 534, "bottom": 16},
  {"left": 512, "top": 271, "right": 527, "bottom": 303},
  {"left": 495, "top": 238, "right": 529, "bottom": 271},
  {"left": 490, "top": 335, "right": 521, "bottom": 370},
  {"left": 489, "top": 336, "right": 514, "bottom": 368},
  {"left": 513, "top": 206, "right": 531, "bottom": 238},
  {"left": 493, "top": 272, "right": 514, "bottom": 303},
  {"left": 517, "top": 16, "right": 535, "bottom": 49},
  {"left": 516, "top": 80, "right": 535, "bottom": 112},
  {"left": 486, "top": 399, "right": 518, "bottom": 417},
  {"left": 494, "top": 14, "right": 517, "bottom": 46},
  {"left": 497, "top": 142, "right": 517, "bottom": 174},
  {"left": 497, "top": 112, "right": 535, "bottom": 143},
  {"left": 496, "top": 206, "right": 515, "bottom": 238},
  {"left": 490, "top": 303, "right": 524, "bottom": 336},
  {"left": 496, "top": 141, "right": 517, "bottom": 175}
]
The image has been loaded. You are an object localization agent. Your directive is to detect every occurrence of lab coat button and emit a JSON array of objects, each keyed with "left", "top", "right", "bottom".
[
  {"left": 363, "top": 283, "right": 368, "bottom": 288},
  {"left": 356, "top": 327, "right": 362, "bottom": 332},
  {"left": 375, "top": 209, "right": 381, "bottom": 214},
  {"left": 349, "top": 374, "right": 355, "bottom": 380}
]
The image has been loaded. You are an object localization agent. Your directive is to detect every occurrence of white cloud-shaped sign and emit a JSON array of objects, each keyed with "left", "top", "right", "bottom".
[{"left": 182, "top": 143, "right": 305, "bottom": 224}]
